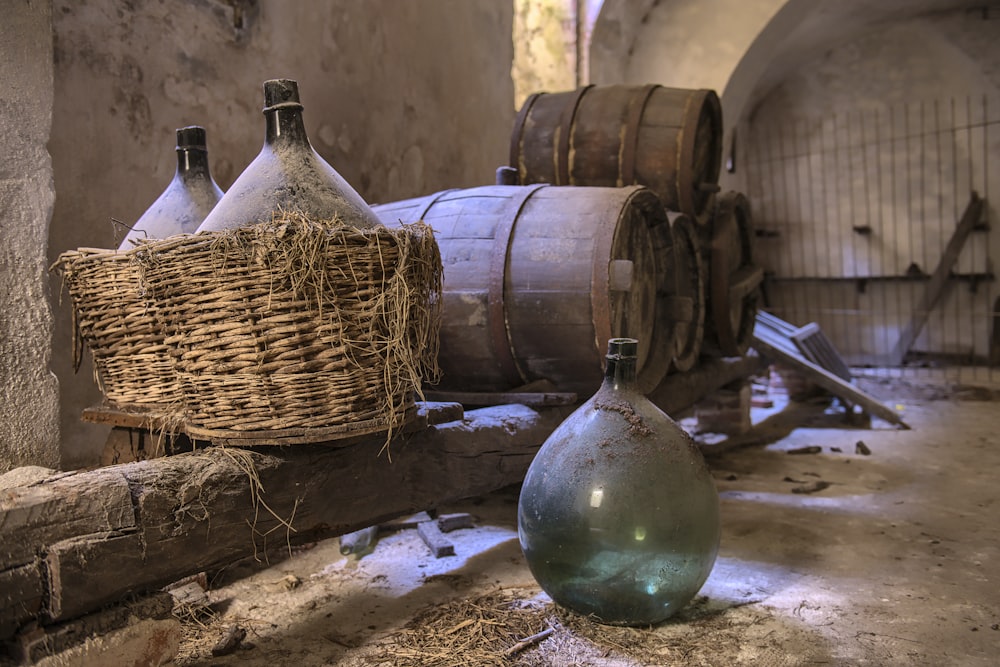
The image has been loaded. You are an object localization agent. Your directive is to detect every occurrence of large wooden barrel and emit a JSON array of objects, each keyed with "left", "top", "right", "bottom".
[
  {"left": 702, "top": 192, "right": 763, "bottom": 357},
  {"left": 373, "top": 185, "right": 677, "bottom": 396},
  {"left": 668, "top": 212, "right": 705, "bottom": 372},
  {"left": 509, "top": 84, "right": 723, "bottom": 220}
]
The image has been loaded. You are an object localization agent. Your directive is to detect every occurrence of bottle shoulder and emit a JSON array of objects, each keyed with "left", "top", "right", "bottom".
[
  {"left": 119, "top": 173, "right": 223, "bottom": 248},
  {"left": 197, "top": 142, "right": 380, "bottom": 231}
]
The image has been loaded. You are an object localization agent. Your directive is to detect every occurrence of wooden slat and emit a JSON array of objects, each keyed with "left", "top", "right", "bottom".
[{"left": 790, "top": 322, "right": 853, "bottom": 383}]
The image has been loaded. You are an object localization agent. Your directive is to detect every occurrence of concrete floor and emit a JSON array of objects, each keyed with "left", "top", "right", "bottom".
[{"left": 175, "top": 373, "right": 1000, "bottom": 666}]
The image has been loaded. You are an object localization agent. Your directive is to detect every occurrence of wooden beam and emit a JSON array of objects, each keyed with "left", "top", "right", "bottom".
[
  {"left": 1, "top": 403, "right": 572, "bottom": 640},
  {"left": 8, "top": 592, "right": 176, "bottom": 665},
  {"left": 647, "top": 353, "right": 768, "bottom": 417},
  {"left": 890, "top": 192, "right": 985, "bottom": 365},
  {"left": 1, "top": 468, "right": 135, "bottom": 571}
]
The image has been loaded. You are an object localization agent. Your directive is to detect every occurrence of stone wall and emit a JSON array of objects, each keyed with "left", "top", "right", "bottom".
[{"left": 0, "top": 0, "right": 61, "bottom": 473}]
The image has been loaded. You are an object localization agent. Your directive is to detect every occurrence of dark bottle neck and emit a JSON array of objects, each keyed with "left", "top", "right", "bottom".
[
  {"left": 176, "top": 147, "right": 211, "bottom": 176},
  {"left": 264, "top": 104, "right": 309, "bottom": 146},
  {"left": 604, "top": 353, "right": 638, "bottom": 391}
]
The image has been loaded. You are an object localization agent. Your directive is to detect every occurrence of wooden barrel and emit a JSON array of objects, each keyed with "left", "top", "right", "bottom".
[
  {"left": 509, "top": 84, "right": 723, "bottom": 220},
  {"left": 702, "top": 191, "right": 763, "bottom": 357},
  {"left": 372, "top": 184, "right": 677, "bottom": 396},
  {"left": 668, "top": 212, "right": 705, "bottom": 372}
]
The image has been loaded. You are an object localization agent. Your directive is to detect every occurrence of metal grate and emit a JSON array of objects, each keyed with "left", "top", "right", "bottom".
[{"left": 744, "top": 94, "right": 999, "bottom": 384}]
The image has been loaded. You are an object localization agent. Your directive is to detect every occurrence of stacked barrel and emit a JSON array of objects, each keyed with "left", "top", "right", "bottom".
[{"left": 374, "top": 83, "right": 763, "bottom": 397}]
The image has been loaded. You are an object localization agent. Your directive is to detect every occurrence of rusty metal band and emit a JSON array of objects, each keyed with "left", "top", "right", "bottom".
[
  {"left": 509, "top": 93, "right": 541, "bottom": 179},
  {"left": 711, "top": 196, "right": 740, "bottom": 356},
  {"left": 590, "top": 191, "right": 628, "bottom": 361},
  {"left": 670, "top": 213, "right": 705, "bottom": 372},
  {"left": 488, "top": 184, "right": 549, "bottom": 387},
  {"left": 621, "top": 84, "right": 659, "bottom": 186},
  {"left": 556, "top": 84, "right": 593, "bottom": 185},
  {"left": 675, "top": 90, "right": 704, "bottom": 216}
]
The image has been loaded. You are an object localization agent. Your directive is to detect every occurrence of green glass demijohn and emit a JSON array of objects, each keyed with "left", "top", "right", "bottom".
[{"left": 517, "top": 337, "right": 720, "bottom": 626}]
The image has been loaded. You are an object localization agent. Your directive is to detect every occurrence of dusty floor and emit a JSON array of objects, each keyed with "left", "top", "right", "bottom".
[{"left": 173, "top": 371, "right": 1000, "bottom": 666}]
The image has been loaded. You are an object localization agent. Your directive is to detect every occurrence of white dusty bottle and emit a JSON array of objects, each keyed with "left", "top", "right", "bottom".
[
  {"left": 118, "top": 125, "right": 223, "bottom": 249},
  {"left": 196, "top": 78, "right": 380, "bottom": 232}
]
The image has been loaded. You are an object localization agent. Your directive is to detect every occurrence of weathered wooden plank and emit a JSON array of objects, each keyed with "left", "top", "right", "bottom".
[
  {"left": 0, "top": 403, "right": 570, "bottom": 638},
  {"left": 889, "top": 192, "right": 984, "bottom": 365},
  {"left": 86, "top": 401, "right": 464, "bottom": 451},
  {"left": 0, "top": 469, "right": 135, "bottom": 570},
  {"left": 0, "top": 562, "right": 44, "bottom": 638},
  {"left": 421, "top": 390, "right": 578, "bottom": 407},
  {"left": 752, "top": 332, "right": 909, "bottom": 429},
  {"left": 417, "top": 520, "right": 455, "bottom": 558}
]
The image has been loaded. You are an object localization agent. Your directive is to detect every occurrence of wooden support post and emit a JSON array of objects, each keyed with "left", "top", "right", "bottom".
[
  {"left": 0, "top": 403, "right": 572, "bottom": 642},
  {"left": 890, "top": 192, "right": 985, "bottom": 365}
]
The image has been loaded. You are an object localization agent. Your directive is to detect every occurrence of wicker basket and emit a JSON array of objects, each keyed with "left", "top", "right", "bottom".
[
  {"left": 132, "top": 214, "right": 442, "bottom": 440},
  {"left": 53, "top": 247, "right": 183, "bottom": 410}
]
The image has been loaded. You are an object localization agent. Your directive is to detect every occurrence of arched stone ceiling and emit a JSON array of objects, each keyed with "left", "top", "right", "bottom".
[{"left": 591, "top": 0, "right": 991, "bottom": 127}]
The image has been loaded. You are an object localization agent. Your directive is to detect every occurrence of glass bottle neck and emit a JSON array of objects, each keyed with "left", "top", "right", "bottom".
[
  {"left": 604, "top": 354, "right": 637, "bottom": 391},
  {"left": 264, "top": 107, "right": 309, "bottom": 146},
  {"left": 176, "top": 147, "right": 211, "bottom": 176}
]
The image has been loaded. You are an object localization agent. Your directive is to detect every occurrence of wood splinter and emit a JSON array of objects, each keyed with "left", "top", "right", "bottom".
[{"left": 503, "top": 627, "right": 555, "bottom": 656}]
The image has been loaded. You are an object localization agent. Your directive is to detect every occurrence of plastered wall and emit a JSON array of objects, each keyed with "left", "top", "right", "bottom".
[
  {"left": 44, "top": 0, "right": 515, "bottom": 469},
  {"left": 0, "top": 0, "right": 61, "bottom": 473},
  {"left": 620, "top": 0, "right": 782, "bottom": 95}
]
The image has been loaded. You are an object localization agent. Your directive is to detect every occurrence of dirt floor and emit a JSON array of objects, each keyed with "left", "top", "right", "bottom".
[{"left": 172, "top": 371, "right": 1000, "bottom": 666}]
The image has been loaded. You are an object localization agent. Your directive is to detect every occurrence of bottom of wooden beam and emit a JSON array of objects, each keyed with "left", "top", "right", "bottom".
[
  {"left": 648, "top": 353, "right": 767, "bottom": 417},
  {"left": 7, "top": 593, "right": 177, "bottom": 665}
]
